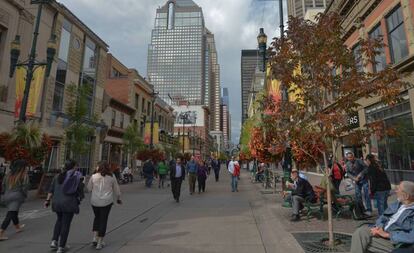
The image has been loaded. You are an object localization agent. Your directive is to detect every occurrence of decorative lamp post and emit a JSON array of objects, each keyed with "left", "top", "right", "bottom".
[
  {"left": 257, "top": 28, "right": 268, "bottom": 72},
  {"left": 150, "top": 92, "right": 159, "bottom": 149},
  {"left": 9, "top": 0, "right": 56, "bottom": 123}
]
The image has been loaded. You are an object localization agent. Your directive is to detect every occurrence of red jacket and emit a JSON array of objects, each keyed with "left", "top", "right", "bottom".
[{"left": 233, "top": 164, "right": 240, "bottom": 176}]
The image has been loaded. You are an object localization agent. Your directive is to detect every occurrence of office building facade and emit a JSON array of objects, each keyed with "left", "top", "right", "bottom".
[
  {"left": 287, "top": 0, "right": 331, "bottom": 19},
  {"left": 241, "top": 49, "right": 259, "bottom": 124}
]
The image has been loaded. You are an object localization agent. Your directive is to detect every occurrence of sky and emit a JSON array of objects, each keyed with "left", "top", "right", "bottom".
[{"left": 59, "top": 0, "right": 287, "bottom": 144}]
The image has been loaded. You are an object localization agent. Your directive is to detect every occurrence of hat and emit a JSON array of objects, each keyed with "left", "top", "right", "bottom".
[{"left": 291, "top": 168, "right": 298, "bottom": 173}]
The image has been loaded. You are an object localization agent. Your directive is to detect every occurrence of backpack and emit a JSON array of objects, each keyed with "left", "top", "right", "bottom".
[
  {"left": 332, "top": 163, "right": 345, "bottom": 180},
  {"left": 62, "top": 170, "right": 81, "bottom": 195}
]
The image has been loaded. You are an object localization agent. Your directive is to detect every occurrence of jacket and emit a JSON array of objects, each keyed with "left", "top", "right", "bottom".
[
  {"left": 346, "top": 159, "right": 368, "bottom": 184},
  {"left": 368, "top": 165, "right": 391, "bottom": 194},
  {"left": 187, "top": 161, "right": 198, "bottom": 174},
  {"left": 292, "top": 177, "right": 316, "bottom": 202},
  {"left": 233, "top": 163, "right": 240, "bottom": 177},
  {"left": 169, "top": 162, "right": 186, "bottom": 181},
  {"left": 197, "top": 165, "right": 208, "bottom": 179},
  {"left": 157, "top": 162, "right": 169, "bottom": 175},
  {"left": 375, "top": 201, "right": 414, "bottom": 244},
  {"left": 87, "top": 173, "right": 121, "bottom": 207}
]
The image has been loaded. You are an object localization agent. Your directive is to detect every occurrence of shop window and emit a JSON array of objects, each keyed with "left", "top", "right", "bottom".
[{"left": 386, "top": 5, "right": 409, "bottom": 64}]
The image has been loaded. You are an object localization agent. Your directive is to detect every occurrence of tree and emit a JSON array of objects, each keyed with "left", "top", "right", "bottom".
[
  {"left": 64, "top": 84, "right": 97, "bottom": 160},
  {"left": 123, "top": 122, "right": 145, "bottom": 172},
  {"left": 259, "top": 13, "right": 409, "bottom": 246}
]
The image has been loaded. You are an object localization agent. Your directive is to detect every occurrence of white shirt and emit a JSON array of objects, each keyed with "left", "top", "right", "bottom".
[
  {"left": 87, "top": 173, "right": 121, "bottom": 207},
  {"left": 228, "top": 161, "right": 235, "bottom": 174},
  {"left": 122, "top": 167, "right": 131, "bottom": 174},
  {"left": 384, "top": 204, "right": 414, "bottom": 231},
  {"left": 175, "top": 165, "right": 182, "bottom": 178}
]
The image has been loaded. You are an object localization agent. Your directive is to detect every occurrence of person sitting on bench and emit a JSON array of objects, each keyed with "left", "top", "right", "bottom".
[
  {"left": 285, "top": 169, "right": 316, "bottom": 222},
  {"left": 351, "top": 181, "right": 414, "bottom": 253}
]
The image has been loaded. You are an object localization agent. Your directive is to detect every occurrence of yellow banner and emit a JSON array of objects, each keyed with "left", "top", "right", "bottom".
[
  {"left": 15, "top": 66, "right": 45, "bottom": 118},
  {"left": 144, "top": 122, "right": 160, "bottom": 145}
]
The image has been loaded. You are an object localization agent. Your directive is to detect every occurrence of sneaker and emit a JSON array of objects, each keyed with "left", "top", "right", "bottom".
[
  {"left": 96, "top": 241, "right": 105, "bottom": 250},
  {"left": 92, "top": 237, "right": 97, "bottom": 246},
  {"left": 0, "top": 236, "right": 9, "bottom": 241},
  {"left": 57, "top": 247, "right": 65, "bottom": 253},
  {"left": 15, "top": 224, "right": 25, "bottom": 233},
  {"left": 290, "top": 215, "right": 300, "bottom": 222},
  {"left": 50, "top": 240, "right": 58, "bottom": 249}
]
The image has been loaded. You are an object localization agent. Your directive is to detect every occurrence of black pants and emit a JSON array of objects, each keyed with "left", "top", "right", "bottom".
[
  {"left": 198, "top": 177, "right": 206, "bottom": 192},
  {"left": 332, "top": 179, "right": 342, "bottom": 194},
  {"left": 1, "top": 211, "right": 19, "bottom": 230},
  {"left": 171, "top": 177, "right": 183, "bottom": 200},
  {"left": 214, "top": 169, "right": 220, "bottom": 182},
  {"left": 159, "top": 174, "right": 167, "bottom": 188},
  {"left": 92, "top": 204, "right": 113, "bottom": 237},
  {"left": 52, "top": 212, "right": 74, "bottom": 248}
]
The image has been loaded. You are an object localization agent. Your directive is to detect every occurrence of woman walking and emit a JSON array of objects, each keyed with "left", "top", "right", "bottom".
[
  {"left": 45, "top": 160, "right": 84, "bottom": 253},
  {"left": 232, "top": 161, "right": 241, "bottom": 192},
  {"left": 157, "top": 160, "right": 169, "bottom": 189},
  {"left": 197, "top": 161, "right": 208, "bottom": 193},
  {"left": 364, "top": 154, "right": 391, "bottom": 216},
  {"left": 88, "top": 161, "right": 121, "bottom": 250},
  {"left": 0, "top": 159, "right": 29, "bottom": 241}
]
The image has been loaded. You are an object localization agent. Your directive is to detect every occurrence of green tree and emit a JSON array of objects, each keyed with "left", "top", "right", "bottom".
[
  {"left": 123, "top": 122, "right": 145, "bottom": 171},
  {"left": 64, "top": 84, "right": 97, "bottom": 161}
]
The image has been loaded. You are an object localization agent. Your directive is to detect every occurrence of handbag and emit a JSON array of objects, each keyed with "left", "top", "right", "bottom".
[{"left": 344, "top": 178, "right": 354, "bottom": 191}]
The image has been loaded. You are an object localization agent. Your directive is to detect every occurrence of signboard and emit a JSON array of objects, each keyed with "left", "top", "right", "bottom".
[
  {"left": 15, "top": 66, "right": 45, "bottom": 118},
  {"left": 347, "top": 112, "right": 360, "bottom": 129},
  {"left": 173, "top": 105, "right": 206, "bottom": 127}
]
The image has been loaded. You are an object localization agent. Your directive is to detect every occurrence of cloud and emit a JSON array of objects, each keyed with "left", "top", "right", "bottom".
[{"left": 58, "top": 0, "right": 287, "bottom": 143}]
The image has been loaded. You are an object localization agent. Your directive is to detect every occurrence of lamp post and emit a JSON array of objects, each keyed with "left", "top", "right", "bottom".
[
  {"left": 9, "top": 0, "right": 56, "bottom": 123},
  {"left": 257, "top": 28, "right": 268, "bottom": 72},
  {"left": 179, "top": 111, "right": 191, "bottom": 154},
  {"left": 150, "top": 91, "right": 159, "bottom": 149}
]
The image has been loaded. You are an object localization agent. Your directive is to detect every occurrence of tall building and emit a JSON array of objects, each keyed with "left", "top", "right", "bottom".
[
  {"left": 220, "top": 88, "right": 231, "bottom": 149},
  {"left": 241, "top": 49, "right": 259, "bottom": 124},
  {"left": 287, "top": 0, "right": 331, "bottom": 19},
  {"left": 147, "top": 0, "right": 220, "bottom": 132}
]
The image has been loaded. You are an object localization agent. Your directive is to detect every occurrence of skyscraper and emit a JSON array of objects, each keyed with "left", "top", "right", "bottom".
[
  {"left": 147, "top": 0, "right": 220, "bottom": 131},
  {"left": 287, "top": 0, "right": 331, "bottom": 19},
  {"left": 241, "top": 49, "right": 259, "bottom": 124},
  {"left": 220, "top": 88, "right": 231, "bottom": 149}
]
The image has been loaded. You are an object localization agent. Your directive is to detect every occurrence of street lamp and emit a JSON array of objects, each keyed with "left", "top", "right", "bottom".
[
  {"left": 150, "top": 92, "right": 159, "bottom": 149},
  {"left": 179, "top": 111, "right": 191, "bottom": 154},
  {"left": 9, "top": 0, "right": 56, "bottom": 123},
  {"left": 257, "top": 28, "right": 268, "bottom": 72}
]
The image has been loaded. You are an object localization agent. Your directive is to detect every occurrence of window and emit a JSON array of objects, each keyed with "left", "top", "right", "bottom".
[
  {"left": 120, "top": 113, "right": 124, "bottom": 128},
  {"left": 386, "top": 5, "right": 409, "bottom": 63},
  {"left": 352, "top": 43, "right": 363, "bottom": 72},
  {"left": 369, "top": 24, "right": 387, "bottom": 72},
  {"left": 135, "top": 94, "right": 139, "bottom": 109},
  {"left": 58, "top": 19, "right": 71, "bottom": 62},
  {"left": 52, "top": 60, "right": 68, "bottom": 111},
  {"left": 0, "top": 29, "right": 6, "bottom": 71},
  {"left": 168, "top": 2, "right": 175, "bottom": 29},
  {"left": 111, "top": 110, "right": 116, "bottom": 127},
  {"left": 81, "top": 38, "right": 97, "bottom": 117},
  {"left": 141, "top": 98, "right": 145, "bottom": 113},
  {"left": 147, "top": 102, "right": 151, "bottom": 115},
  {"left": 111, "top": 68, "right": 122, "bottom": 78}
]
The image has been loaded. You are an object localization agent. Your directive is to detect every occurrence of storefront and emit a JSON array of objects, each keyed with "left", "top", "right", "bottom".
[{"left": 365, "top": 92, "right": 414, "bottom": 183}]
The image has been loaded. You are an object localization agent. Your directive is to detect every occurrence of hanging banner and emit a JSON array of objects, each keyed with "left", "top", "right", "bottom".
[
  {"left": 15, "top": 66, "right": 45, "bottom": 118},
  {"left": 144, "top": 122, "right": 160, "bottom": 145}
]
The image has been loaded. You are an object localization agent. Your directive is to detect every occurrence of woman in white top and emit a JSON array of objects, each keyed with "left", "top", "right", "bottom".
[{"left": 87, "top": 161, "right": 122, "bottom": 250}]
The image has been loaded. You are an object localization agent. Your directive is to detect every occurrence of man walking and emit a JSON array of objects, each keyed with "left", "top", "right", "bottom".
[
  {"left": 212, "top": 158, "right": 220, "bottom": 182},
  {"left": 346, "top": 152, "right": 372, "bottom": 215},
  {"left": 169, "top": 158, "right": 185, "bottom": 202},
  {"left": 187, "top": 156, "right": 198, "bottom": 195},
  {"left": 227, "top": 157, "right": 235, "bottom": 192}
]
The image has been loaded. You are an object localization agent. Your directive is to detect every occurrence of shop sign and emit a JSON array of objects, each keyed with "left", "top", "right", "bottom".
[{"left": 348, "top": 112, "right": 360, "bottom": 129}]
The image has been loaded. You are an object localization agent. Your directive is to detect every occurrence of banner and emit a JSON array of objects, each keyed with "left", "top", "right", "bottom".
[
  {"left": 144, "top": 122, "right": 160, "bottom": 145},
  {"left": 15, "top": 66, "right": 45, "bottom": 118}
]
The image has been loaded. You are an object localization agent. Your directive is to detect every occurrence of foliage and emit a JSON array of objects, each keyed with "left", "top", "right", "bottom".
[
  {"left": 123, "top": 122, "right": 145, "bottom": 159},
  {"left": 0, "top": 123, "right": 52, "bottom": 166},
  {"left": 64, "top": 84, "right": 97, "bottom": 159},
  {"left": 136, "top": 148, "right": 165, "bottom": 162}
]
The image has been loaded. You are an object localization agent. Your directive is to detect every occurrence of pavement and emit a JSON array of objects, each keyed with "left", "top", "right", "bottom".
[{"left": 0, "top": 168, "right": 305, "bottom": 253}]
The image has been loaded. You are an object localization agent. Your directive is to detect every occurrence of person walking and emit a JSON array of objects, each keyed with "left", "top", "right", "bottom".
[
  {"left": 45, "top": 160, "right": 84, "bottom": 253},
  {"left": 87, "top": 161, "right": 122, "bottom": 250},
  {"left": 330, "top": 158, "right": 345, "bottom": 194},
  {"left": 212, "top": 158, "right": 220, "bottom": 182},
  {"left": 143, "top": 159, "right": 155, "bottom": 188},
  {"left": 232, "top": 161, "right": 241, "bottom": 192},
  {"left": 157, "top": 160, "right": 169, "bottom": 189},
  {"left": 187, "top": 156, "right": 198, "bottom": 195},
  {"left": 0, "top": 159, "right": 29, "bottom": 241},
  {"left": 364, "top": 154, "right": 391, "bottom": 216},
  {"left": 170, "top": 157, "right": 186, "bottom": 202},
  {"left": 227, "top": 157, "right": 236, "bottom": 192},
  {"left": 346, "top": 152, "right": 372, "bottom": 216},
  {"left": 197, "top": 161, "right": 208, "bottom": 193}
]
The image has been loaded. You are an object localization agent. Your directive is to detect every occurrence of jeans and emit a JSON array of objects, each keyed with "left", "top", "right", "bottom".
[
  {"left": 292, "top": 195, "right": 305, "bottom": 215},
  {"left": 231, "top": 175, "right": 238, "bottom": 192},
  {"left": 145, "top": 174, "right": 153, "bottom": 187},
  {"left": 92, "top": 204, "right": 113, "bottom": 237},
  {"left": 52, "top": 212, "right": 74, "bottom": 248},
  {"left": 374, "top": 191, "right": 389, "bottom": 216},
  {"left": 1, "top": 211, "right": 19, "bottom": 230},
  {"left": 355, "top": 180, "right": 372, "bottom": 212}
]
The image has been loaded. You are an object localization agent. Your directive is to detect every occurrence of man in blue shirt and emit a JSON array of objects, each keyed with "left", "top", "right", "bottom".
[
  {"left": 187, "top": 156, "right": 199, "bottom": 195},
  {"left": 169, "top": 158, "right": 186, "bottom": 203}
]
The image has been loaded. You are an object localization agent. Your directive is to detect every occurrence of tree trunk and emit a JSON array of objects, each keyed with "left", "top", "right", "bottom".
[{"left": 322, "top": 151, "right": 334, "bottom": 247}]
